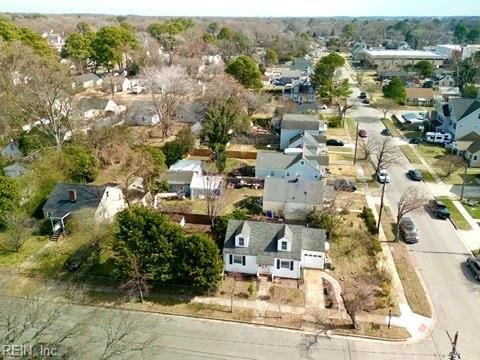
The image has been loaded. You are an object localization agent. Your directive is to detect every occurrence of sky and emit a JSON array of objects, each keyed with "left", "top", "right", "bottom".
[{"left": 1, "top": 0, "right": 479, "bottom": 17}]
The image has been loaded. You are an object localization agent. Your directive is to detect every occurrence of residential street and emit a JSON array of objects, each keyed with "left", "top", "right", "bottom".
[{"left": 344, "top": 69, "right": 480, "bottom": 360}]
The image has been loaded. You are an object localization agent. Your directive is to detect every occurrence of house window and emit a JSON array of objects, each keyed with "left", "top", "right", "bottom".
[
  {"left": 270, "top": 170, "right": 275, "bottom": 176},
  {"left": 238, "top": 237, "right": 245, "bottom": 246},
  {"left": 300, "top": 160, "right": 305, "bottom": 165},
  {"left": 286, "top": 171, "right": 291, "bottom": 177},
  {"left": 281, "top": 241, "right": 288, "bottom": 250},
  {"left": 233, "top": 255, "right": 244, "bottom": 265},
  {"left": 474, "top": 156, "right": 478, "bottom": 161},
  {"left": 280, "top": 260, "right": 292, "bottom": 269}
]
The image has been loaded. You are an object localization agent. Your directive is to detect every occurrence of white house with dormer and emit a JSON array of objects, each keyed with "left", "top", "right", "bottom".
[{"left": 223, "top": 220, "right": 328, "bottom": 279}]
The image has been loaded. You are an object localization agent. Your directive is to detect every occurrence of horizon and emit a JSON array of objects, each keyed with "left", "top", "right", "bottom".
[{"left": 2, "top": 0, "right": 480, "bottom": 18}]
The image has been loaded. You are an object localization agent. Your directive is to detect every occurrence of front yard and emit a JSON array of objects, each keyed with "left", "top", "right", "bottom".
[{"left": 437, "top": 197, "right": 471, "bottom": 230}]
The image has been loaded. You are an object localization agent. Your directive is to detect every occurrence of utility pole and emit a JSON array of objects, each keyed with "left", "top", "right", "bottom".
[
  {"left": 460, "top": 160, "right": 469, "bottom": 201},
  {"left": 447, "top": 331, "right": 461, "bottom": 360},
  {"left": 377, "top": 181, "right": 386, "bottom": 234},
  {"left": 353, "top": 121, "right": 359, "bottom": 164}
]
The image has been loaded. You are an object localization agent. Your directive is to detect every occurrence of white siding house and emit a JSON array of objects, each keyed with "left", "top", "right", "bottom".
[
  {"left": 437, "top": 98, "right": 480, "bottom": 140},
  {"left": 223, "top": 220, "right": 328, "bottom": 280}
]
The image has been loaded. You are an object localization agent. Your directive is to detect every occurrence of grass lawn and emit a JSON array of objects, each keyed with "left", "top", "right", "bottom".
[
  {"left": 437, "top": 197, "right": 472, "bottom": 230},
  {"left": 345, "top": 117, "right": 357, "bottom": 140},
  {"left": 381, "top": 118, "right": 401, "bottom": 137},
  {"left": 329, "top": 152, "right": 354, "bottom": 164},
  {"left": 268, "top": 285, "right": 305, "bottom": 307},
  {"left": 216, "top": 276, "right": 257, "bottom": 300},
  {"left": 0, "top": 235, "right": 49, "bottom": 268},
  {"left": 399, "top": 145, "right": 422, "bottom": 165},
  {"left": 461, "top": 199, "right": 480, "bottom": 219},
  {"left": 421, "top": 170, "right": 436, "bottom": 183},
  {"left": 390, "top": 243, "right": 432, "bottom": 317},
  {"left": 376, "top": 205, "right": 396, "bottom": 242}
]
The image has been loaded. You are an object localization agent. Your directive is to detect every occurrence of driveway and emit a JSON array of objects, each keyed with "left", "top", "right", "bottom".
[{"left": 303, "top": 269, "right": 325, "bottom": 309}]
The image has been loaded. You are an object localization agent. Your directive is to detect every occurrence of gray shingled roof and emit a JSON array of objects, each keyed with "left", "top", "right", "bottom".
[
  {"left": 75, "top": 73, "right": 101, "bottom": 83},
  {"left": 126, "top": 100, "right": 157, "bottom": 118},
  {"left": 467, "top": 139, "right": 480, "bottom": 154},
  {"left": 281, "top": 114, "right": 324, "bottom": 131},
  {"left": 256, "top": 151, "right": 329, "bottom": 172},
  {"left": 42, "top": 183, "right": 106, "bottom": 218},
  {"left": 288, "top": 131, "right": 320, "bottom": 147},
  {"left": 166, "top": 171, "right": 194, "bottom": 185},
  {"left": 450, "top": 98, "right": 480, "bottom": 121},
  {"left": 77, "top": 98, "right": 111, "bottom": 112},
  {"left": 263, "top": 178, "right": 327, "bottom": 205},
  {"left": 224, "top": 220, "right": 326, "bottom": 262}
]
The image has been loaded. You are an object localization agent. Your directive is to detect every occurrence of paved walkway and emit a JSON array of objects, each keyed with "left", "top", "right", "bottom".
[{"left": 304, "top": 269, "right": 325, "bottom": 309}]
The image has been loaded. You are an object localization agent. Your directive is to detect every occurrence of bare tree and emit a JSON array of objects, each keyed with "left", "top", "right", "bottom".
[
  {"left": 17, "top": 59, "right": 75, "bottom": 151},
  {"left": 375, "top": 98, "right": 397, "bottom": 119},
  {"left": 359, "top": 136, "right": 378, "bottom": 161},
  {"left": 142, "top": 65, "right": 195, "bottom": 139},
  {"left": 1, "top": 211, "right": 30, "bottom": 253},
  {"left": 203, "top": 174, "right": 227, "bottom": 229},
  {"left": 120, "top": 255, "right": 151, "bottom": 303},
  {"left": 341, "top": 276, "right": 378, "bottom": 329},
  {"left": 370, "top": 136, "right": 401, "bottom": 176},
  {"left": 306, "top": 193, "right": 352, "bottom": 239},
  {"left": 396, "top": 186, "right": 430, "bottom": 241},
  {"left": 436, "top": 154, "right": 465, "bottom": 178},
  {"left": 335, "top": 97, "right": 355, "bottom": 126},
  {"left": 355, "top": 70, "right": 365, "bottom": 87},
  {"left": 245, "top": 91, "right": 270, "bottom": 117}
]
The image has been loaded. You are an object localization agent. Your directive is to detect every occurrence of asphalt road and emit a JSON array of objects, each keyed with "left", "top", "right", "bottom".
[{"left": 347, "top": 82, "right": 480, "bottom": 360}]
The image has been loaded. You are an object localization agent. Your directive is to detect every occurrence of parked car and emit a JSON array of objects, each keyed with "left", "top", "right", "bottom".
[
  {"left": 431, "top": 200, "right": 450, "bottom": 219},
  {"left": 399, "top": 217, "right": 419, "bottom": 244},
  {"left": 320, "top": 104, "right": 328, "bottom": 110},
  {"left": 381, "top": 128, "right": 391, "bottom": 136},
  {"left": 362, "top": 98, "right": 370, "bottom": 104},
  {"left": 407, "top": 169, "right": 423, "bottom": 181},
  {"left": 377, "top": 169, "right": 391, "bottom": 183},
  {"left": 358, "top": 92, "right": 367, "bottom": 99},
  {"left": 358, "top": 129, "right": 368, "bottom": 138},
  {"left": 326, "top": 139, "right": 345, "bottom": 146},
  {"left": 466, "top": 257, "right": 480, "bottom": 281},
  {"left": 409, "top": 137, "right": 422, "bottom": 145},
  {"left": 333, "top": 179, "right": 357, "bottom": 192}
]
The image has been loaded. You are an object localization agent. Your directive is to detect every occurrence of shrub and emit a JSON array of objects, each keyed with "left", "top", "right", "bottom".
[
  {"left": 360, "top": 206, "right": 378, "bottom": 235},
  {"left": 328, "top": 116, "right": 342, "bottom": 128}
]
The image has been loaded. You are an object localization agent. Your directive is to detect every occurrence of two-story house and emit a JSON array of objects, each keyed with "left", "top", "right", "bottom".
[
  {"left": 280, "top": 114, "right": 327, "bottom": 150},
  {"left": 223, "top": 220, "right": 329, "bottom": 279},
  {"left": 255, "top": 149, "right": 329, "bottom": 180},
  {"left": 436, "top": 98, "right": 480, "bottom": 140}
]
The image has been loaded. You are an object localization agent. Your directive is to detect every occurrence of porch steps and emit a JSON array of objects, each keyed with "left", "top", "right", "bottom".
[{"left": 50, "top": 232, "right": 61, "bottom": 241}]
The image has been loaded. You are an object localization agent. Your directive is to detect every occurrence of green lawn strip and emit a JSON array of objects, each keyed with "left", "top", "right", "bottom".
[
  {"left": 420, "top": 170, "right": 436, "bottom": 183},
  {"left": 0, "top": 236, "right": 48, "bottom": 268},
  {"left": 399, "top": 145, "right": 421, "bottom": 164},
  {"left": 381, "top": 118, "right": 401, "bottom": 137},
  {"left": 460, "top": 200, "right": 480, "bottom": 220},
  {"left": 437, "top": 197, "right": 472, "bottom": 230},
  {"left": 390, "top": 243, "right": 432, "bottom": 317}
]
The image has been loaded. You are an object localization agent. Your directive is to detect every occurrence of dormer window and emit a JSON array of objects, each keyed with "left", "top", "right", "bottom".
[
  {"left": 238, "top": 236, "right": 245, "bottom": 247},
  {"left": 281, "top": 241, "right": 288, "bottom": 251},
  {"left": 300, "top": 160, "right": 305, "bottom": 166}
]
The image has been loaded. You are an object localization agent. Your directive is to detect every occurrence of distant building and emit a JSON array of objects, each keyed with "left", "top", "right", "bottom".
[
  {"left": 354, "top": 49, "right": 446, "bottom": 71},
  {"left": 2, "top": 164, "right": 27, "bottom": 178},
  {"left": 405, "top": 88, "right": 442, "bottom": 107},
  {"left": 74, "top": 73, "right": 103, "bottom": 90}
]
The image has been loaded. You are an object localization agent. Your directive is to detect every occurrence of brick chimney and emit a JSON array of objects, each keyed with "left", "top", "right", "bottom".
[{"left": 68, "top": 189, "right": 77, "bottom": 203}]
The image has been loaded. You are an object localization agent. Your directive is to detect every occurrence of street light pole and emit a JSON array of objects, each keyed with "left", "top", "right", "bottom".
[
  {"left": 377, "top": 181, "right": 386, "bottom": 234},
  {"left": 447, "top": 331, "right": 461, "bottom": 360},
  {"left": 353, "top": 121, "right": 359, "bottom": 165}
]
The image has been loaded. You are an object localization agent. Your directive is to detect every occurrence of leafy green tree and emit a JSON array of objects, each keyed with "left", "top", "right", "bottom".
[
  {"left": 217, "top": 27, "right": 233, "bottom": 40},
  {"left": 64, "top": 32, "right": 92, "bottom": 72},
  {"left": 0, "top": 175, "right": 20, "bottom": 229},
  {"left": 383, "top": 77, "right": 406, "bottom": 104},
  {"left": 0, "top": 18, "right": 53, "bottom": 57},
  {"left": 454, "top": 51, "right": 480, "bottom": 90},
  {"left": 90, "top": 25, "right": 136, "bottom": 71},
  {"left": 415, "top": 60, "right": 433, "bottom": 77},
  {"left": 76, "top": 21, "right": 92, "bottom": 35},
  {"left": 225, "top": 56, "right": 262, "bottom": 90},
  {"left": 467, "top": 29, "right": 480, "bottom": 44},
  {"left": 148, "top": 19, "right": 193, "bottom": 38},
  {"left": 63, "top": 146, "right": 98, "bottom": 183},
  {"left": 203, "top": 32, "right": 216, "bottom": 44},
  {"left": 342, "top": 23, "right": 356, "bottom": 40},
  {"left": 142, "top": 145, "right": 167, "bottom": 192},
  {"left": 171, "top": 233, "right": 223, "bottom": 289},
  {"left": 265, "top": 48, "right": 278, "bottom": 66},
  {"left": 454, "top": 24, "right": 469, "bottom": 43},
  {"left": 175, "top": 127, "right": 195, "bottom": 155},
  {"left": 113, "top": 207, "right": 181, "bottom": 282},
  {"left": 311, "top": 53, "right": 346, "bottom": 101},
  {"left": 213, "top": 209, "right": 247, "bottom": 242},
  {"left": 162, "top": 141, "right": 185, "bottom": 168},
  {"left": 462, "top": 84, "right": 478, "bottom": 98}
]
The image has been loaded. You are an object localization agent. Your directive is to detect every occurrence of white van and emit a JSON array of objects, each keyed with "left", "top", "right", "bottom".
[{"left": 425, "top": 132, "right": 452, "bottom": 144}]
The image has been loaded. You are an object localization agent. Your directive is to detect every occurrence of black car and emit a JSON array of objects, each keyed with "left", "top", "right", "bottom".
[
  {"left": 326, "top": 139, "right": 345, "bottom": 146},
  {"left": 333, "top": 179, "right": 357, "bottom": 192},
  {"left": 399, "top": 217, "right": 419, "bottom": 244},
  {"left": 407, "top": 169, "right": 423, "bottom": 181},
  {"left": 358, "top": 92, "right": 367, "bottom": 99},
  {"left": 432, "top": 200, "right": 450, "bottom": 219},
  {"left": 362, "top": 98, "right": 370, "bottom": 104},
  {"left": 466, "top": 257, "right": 480, "bottom": 281},
  {"left": 409, "top": 137, "right": 422, "bottom": 145},
  {"left": 381, "top": 128, "right": 391, "bottom": 136}
]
